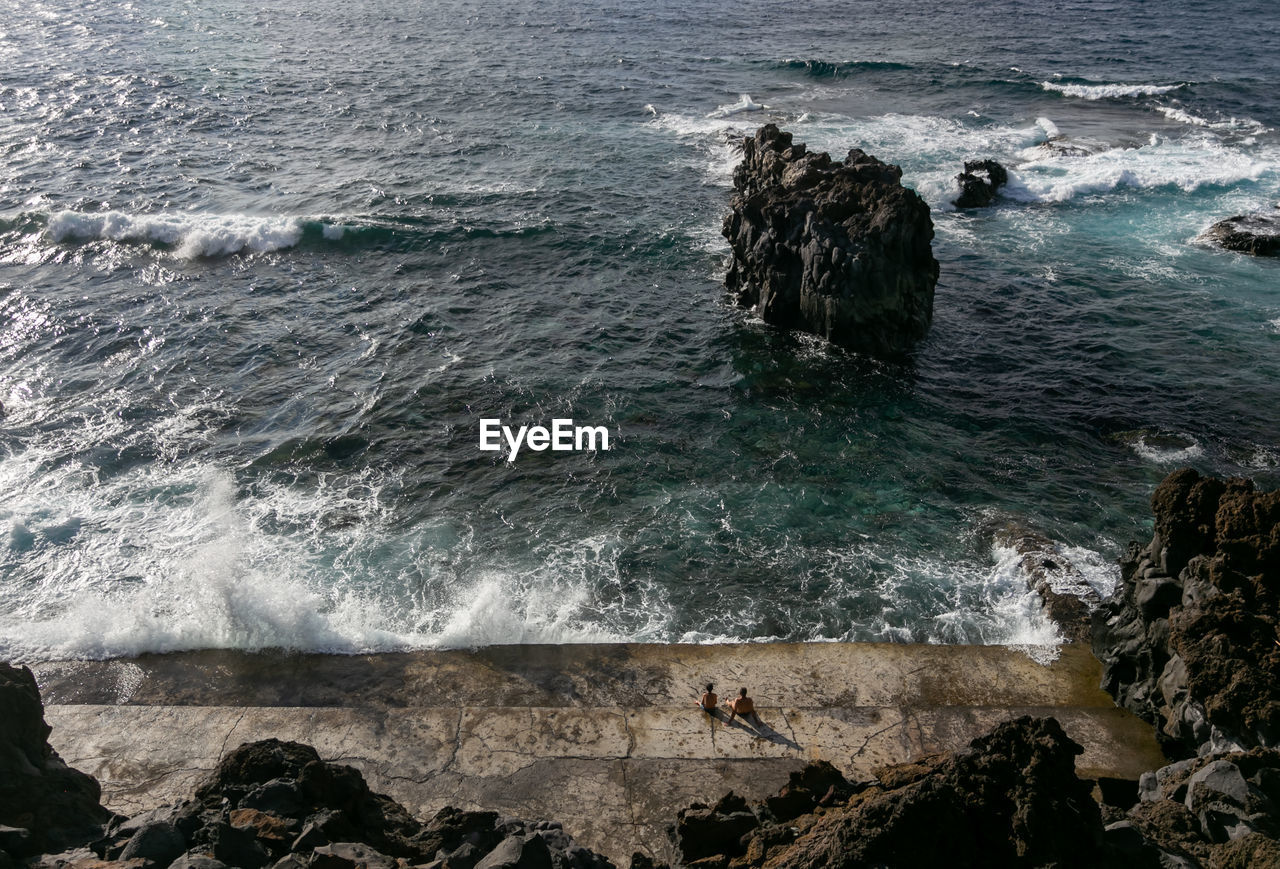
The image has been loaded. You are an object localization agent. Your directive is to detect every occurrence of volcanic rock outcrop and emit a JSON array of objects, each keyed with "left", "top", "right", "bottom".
[
  {"left": 63, "top": 739, "right": 615, "bottom": 869},
  {"left": 0, "top": 662, "right": 114, "bottom": 860},
  {"left": 675, "top": 717, "right": 1124, "bottom": 868},
  {"left": 722, "top": 124, "right": 939, "bottom": 358},
  {"left": 1203, "top": 209, "right": 1280, "bottom": 256},
  {"left": 953, "top": 159, "right": 1008, "bottom": 209},
  {"left": 673, "top": 718, "right": 1280, "bottom": 869},
  {"left": 1093, "top": 468, "right": 1280, "bottom": 757}
]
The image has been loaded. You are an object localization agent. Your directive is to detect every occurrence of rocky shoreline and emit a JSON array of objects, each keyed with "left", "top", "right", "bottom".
[{"left": 3, "top": 469, "right": 1278, "bottom": 868}]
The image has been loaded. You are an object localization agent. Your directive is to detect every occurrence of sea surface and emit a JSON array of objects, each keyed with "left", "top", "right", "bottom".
[{"left": 1, "top": 0, "right": 1278, "bottom": 660}]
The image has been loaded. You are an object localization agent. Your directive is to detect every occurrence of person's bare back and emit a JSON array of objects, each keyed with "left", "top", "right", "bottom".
[
  {"left": 698, "top": 683, "right": 718, "bottom": 713},
  {"left": 727, "top": 687, "right": 760, "bottom": 725}
]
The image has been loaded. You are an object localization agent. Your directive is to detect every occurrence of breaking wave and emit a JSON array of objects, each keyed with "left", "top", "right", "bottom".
[
  {"left": 776, "top": 58, "right": 913, "bottom": 78},
  {"left": 46, "top": 210, "right": 354, "bottom": 258},
  {"left": 1040, "top": 80, "right": 1187, "bottom": 100}
]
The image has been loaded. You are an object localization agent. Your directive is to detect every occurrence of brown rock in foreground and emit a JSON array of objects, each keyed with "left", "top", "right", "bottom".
[
  {"left": 723, "top": 125, "right": 938, "bottom": 358},
  {"left": 675, "top": 716, "right": 1120, "bottom": 869},
  {"left": 77, "top": 739, "right": 617, "bottom": 869},
  {"left": 674, "top": 718, "right": 1280, "bottom": 869}
]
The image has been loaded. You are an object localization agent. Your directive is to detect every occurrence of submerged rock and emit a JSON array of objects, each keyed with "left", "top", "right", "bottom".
[
  {"left": 0, "top": 663, "right": 115, "bottom": 859},
  {"left": 722, "top": 124, "right": 939, "bottom": 358},
  {"left": 1203, "top": 210, "right": 1280, "bottom": 256},
  {"left": 1036, "top": 136, "right": 1098, "bottom": 158},
  {"left": 1092, "top": 468, "right": 1280, "bottom": 756},
  {"left": 987, "top": 520, "right": 1102, "bottom": 642},
  {"left": 953, "top": 159, "right": 1009, "bottom": 209}
]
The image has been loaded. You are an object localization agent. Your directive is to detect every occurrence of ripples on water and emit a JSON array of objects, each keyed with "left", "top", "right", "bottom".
[{"left": 0, "top": 0, "right": 1277, "bottom": 659}]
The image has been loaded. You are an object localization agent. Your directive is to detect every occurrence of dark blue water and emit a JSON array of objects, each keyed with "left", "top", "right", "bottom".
[{"left": 1, "top": 0, "right": 1277, "bottom": 659}]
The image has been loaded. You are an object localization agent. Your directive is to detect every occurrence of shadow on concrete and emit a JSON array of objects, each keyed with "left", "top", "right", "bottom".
[{"left": 704, "top": 708, "right": 802, "bottom": 751}]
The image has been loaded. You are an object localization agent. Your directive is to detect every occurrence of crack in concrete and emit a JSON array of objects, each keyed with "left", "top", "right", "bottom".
[
  {"left": 441, "top": 709, "right": 463, "bottom": 774},
  {"left": 216, "top": 709, "right": 248, "bottom": 764},
  {"left": 618, "top": 759, "right": 642, "bottom": 839},
  {"left": 622, "top": 711, "right": 636, "bottom": 759},
  {"left": 778, "top": 709, "right": 801, "bottom": 751},
  {"left": 902, "top": 707, "right": 927, "bottom": 754},
  {"left": 851, "top": 719, "right": 901, "bottom": 760}
]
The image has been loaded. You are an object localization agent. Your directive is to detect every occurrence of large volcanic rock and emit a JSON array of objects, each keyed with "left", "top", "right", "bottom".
[
  {"left": 722, "top": 124, "right": 939, "bottom": 358},
  {"left": 674, "top": 718, "right": 1280, "bottom": 868},
  {"left": 0, "top": 662, "right": 114, "bottom": 859},
  {"left": 1203, "top": 209, "right": 1280, "bottom": 256},
  {"left": 1092, "top": 469, "right": 1280, "bottom": 757},
  {"left": 674, "top": 717, "right": 1125, "bottom": 869}
]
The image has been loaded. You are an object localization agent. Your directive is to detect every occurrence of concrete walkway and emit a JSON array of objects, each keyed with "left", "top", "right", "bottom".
[{"left": 36, "top": 643, "right": 1164, "bottom": 866}]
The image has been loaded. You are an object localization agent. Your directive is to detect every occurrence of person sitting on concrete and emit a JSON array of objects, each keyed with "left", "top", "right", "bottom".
[
  {"left": 727, "top": 687, "right": 761, "bottom": 726},
  {"left": 698, "top": 683, "right": 718, "bottom": 713}
]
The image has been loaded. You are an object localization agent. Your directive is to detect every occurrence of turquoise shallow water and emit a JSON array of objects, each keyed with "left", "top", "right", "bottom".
[{"left": 1, "top": 0, "right": 1277, "bottom": 658}]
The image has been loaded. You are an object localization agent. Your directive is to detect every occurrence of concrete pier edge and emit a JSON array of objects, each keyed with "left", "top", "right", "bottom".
[{"left": 35, "top": 642, "right": 1165, "bottom": 865}]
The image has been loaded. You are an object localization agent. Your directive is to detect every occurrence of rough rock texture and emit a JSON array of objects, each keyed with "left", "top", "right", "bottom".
[
  {"left": 0, "top": 663, "right": 114, "bottom": 859},
  {"left": 722, "top": 124, "right": 939, "bottom": 358},
  {"left": 52, "top": 739, "right": 617, "bottom": 869},
  {"left": 1036, "top": 137, "right": 1096, "bottom": 158},
  {"left": 1092, "top": 468, "right": 1280, "bottom": 757},
  {"left": 953, "top": 159, "right": 1009, "bottom": 209},
  {"left": 1203, "top": 209, "right": 1280, "bottom": 256},
  {"left": 1127, "top": 748, "right": 1280, "bottom": 867},
  {"left": 675, "top": 717, "right": 1123, "bottom": 869},
  {"left": 987, "top": 520, "right": 1102, "bottom": 643},
  {"left": 675, "top": 720, "right": 1280, "bottom": 868}
]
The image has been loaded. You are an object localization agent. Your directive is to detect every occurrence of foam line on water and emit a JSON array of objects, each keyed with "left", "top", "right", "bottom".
[
  {"left": 1041, "top": 81, "right": 1186, "bottom": 100},
  {"left": 45, "top": 210, "right": 362, "bottom": 258},
  {"left": 1156, "top": 105, "right": 1269, "bottom": 135}
]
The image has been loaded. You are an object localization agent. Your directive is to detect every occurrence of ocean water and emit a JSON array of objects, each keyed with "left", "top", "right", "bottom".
[{"left": 1, "top": 0, "right": 1277, "bottom": 661}]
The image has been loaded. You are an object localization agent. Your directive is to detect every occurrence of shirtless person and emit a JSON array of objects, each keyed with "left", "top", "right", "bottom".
[
  {"left": 727, "top": 687, "right": 761, "bottom": 726},
  {"left": 698, "top": 683, "right": 718, "bottom": 714}
]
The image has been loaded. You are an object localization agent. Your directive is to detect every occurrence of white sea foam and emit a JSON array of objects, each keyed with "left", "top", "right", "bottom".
[
  {"left": 650, "top": 110, "right": 749, "bottom": 184},
  {"left": 1157, "top": 106, "right": 1269, "bottom": 135},
  {"left": 432, "top": 573, "right": 629, "bottom": 648},
  {"left": 47, "top": 210, "right": 311, "bottom": 257},
  {"left": 1005, "top": 134, "right": 1268, "bottom": 204},
  {"left": 1159, "top": 106, "right": 1212, "bottom": 128},
  {"left": 926, "top": 541, "right": 1115, "bottom": 664},
  {"left": 1041, "top": 81, "right": 1185, "bottom": 100},
  {"left": 1036, "top": 116, "right": 1060, "bottom": 138},
  {"left": 0, "top": 376, "right": 657, "bottom": 659},
  {"left": 1131, "top": 433, "right": 1204, "bottom": 464},
  {"left": 935, "top": 549, "right": 1059, "bottom": 640},
  {"left": 708, "top": 93, "right": 766, "bottom": 118},
  {"left": 0, "top": 458, "right": 634, "bottom": 659}
]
